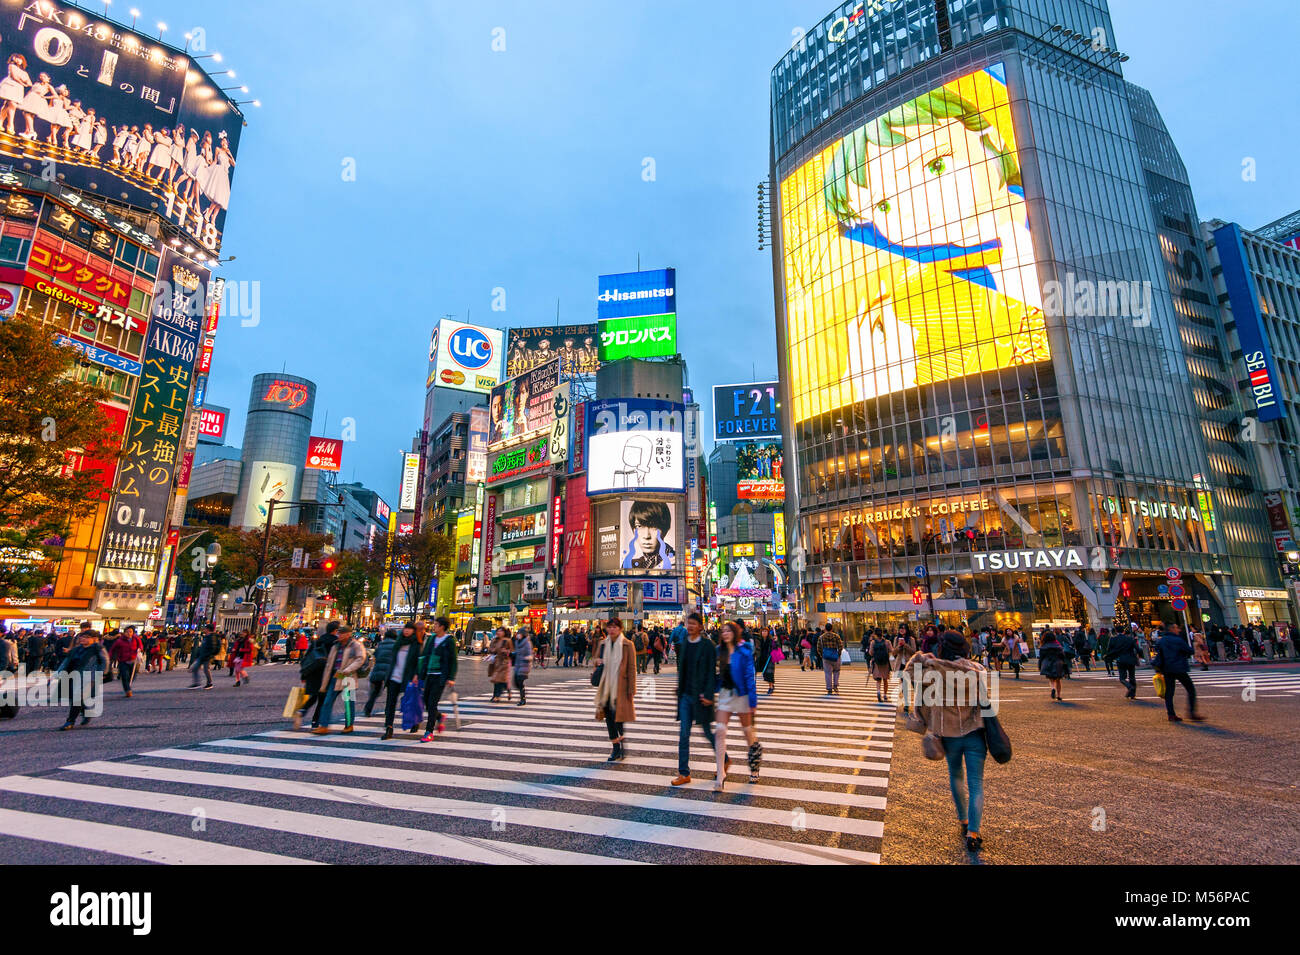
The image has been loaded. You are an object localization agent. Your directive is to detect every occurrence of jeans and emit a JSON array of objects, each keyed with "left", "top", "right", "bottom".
[
  {"left": 676, "top": 696, "right": 716, "bottom": 776},
  {"left": 823, "top": 658, "right": 841, "bottom": 692},
  {"left": 424, "top": 675, "right": 446, "bottom": 725},
  {"left": 189, "top": 655, "right": 211, "bottom": 686},
  {"left": 1117, "top": 663, "right": 1136, "bottom": 697},
  {"left": 119, "top": 660, "right": 135, "bottom": 694},
  {"left": 603, "top": 705, "right": 623, "bottom": 741},
  {"left": 1162, "top": 671, "right": 1197, "bottom": 716},
  {"left": 318, "top": 681, "right": 355, "bottom": 729},
  {"left": 942, "top": 731, "right": 987, "bottom": 833}
]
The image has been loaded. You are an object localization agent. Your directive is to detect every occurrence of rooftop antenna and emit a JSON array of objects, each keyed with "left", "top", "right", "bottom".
[{"left": 556, "top": 297, "right": 560, "bottom": 322}]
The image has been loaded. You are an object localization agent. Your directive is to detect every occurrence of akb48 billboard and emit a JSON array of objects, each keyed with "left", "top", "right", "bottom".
[{"left": 0, "top": 0, "right": 245, "bottom": 252}]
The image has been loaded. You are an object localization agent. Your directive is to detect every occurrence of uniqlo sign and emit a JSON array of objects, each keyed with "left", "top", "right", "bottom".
[{"left": 198, "top": 407, "right": 226, "bottom": 439}]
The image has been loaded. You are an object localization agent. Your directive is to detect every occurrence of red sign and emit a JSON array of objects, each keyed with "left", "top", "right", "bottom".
[
  {"left": 561, "top": 475, "right": 590, "bottom": 598},
  {"left": 397, "top": 522, "right": 414, "bottom": 536},
  {"left": 550, "top": 493, "right": 563, "bottom": 569},
  {"left": 0, "top": 286, "right": 14, "bottom": 313},
  {"left": 306, "top": 436, "right": 343, "bottom": 471},
  {"left": 738, "top": 478, "right": 785, "bottom": 501},
  {"left": 196, "top": 336, "right": 215, "bottom": 375},
  {"left": 73, "top": 402, "right": 129, "bottom": 497},
  {"left": 29, "top": 241, "right": 133, "bottom": 309},
  {"left": 261, "top": 379, "right": 310, "bottom": 410},
  {"left": 198, "top": 408, "right": 226, "bottom": 439},
  {"left": 481, "top": 493, "right": 498, "bottom": 599},
  {"left": 176, "top": 450, "right": 195, "bottom": 489}
]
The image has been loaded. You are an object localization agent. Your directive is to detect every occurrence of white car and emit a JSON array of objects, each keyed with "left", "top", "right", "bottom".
[{"left": 271, "top": 636, "right": 290, "bottom": 662}]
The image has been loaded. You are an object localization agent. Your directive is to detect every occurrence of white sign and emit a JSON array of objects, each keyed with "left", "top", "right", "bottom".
[
  {"left": 430, "top": 318, "right": 505, "bottom": 395},
  {"left": 1237, "top": 587, "right": 1287, "bottom": 600},
  {"left": 242, "top": 462, "right": 297, "bottom": 528},
  {"left": 971, "top": 547, "right": 1096, "bottom": 572},
  {"left": 399, "top": 452, "right": 421, "bottom": 511},
  {"left": 291, "top": 548, "right": 304, "bottom": 569},
  {"left": 587, "top": 430, "right": 684, "bottom": 494}
]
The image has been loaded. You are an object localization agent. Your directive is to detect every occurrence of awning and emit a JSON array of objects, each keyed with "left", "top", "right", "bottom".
[{"left": 0, "top": 607, "right": 101, "bottom": 622}]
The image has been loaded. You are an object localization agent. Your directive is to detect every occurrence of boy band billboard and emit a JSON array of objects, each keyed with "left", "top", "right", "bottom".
[
  {"left": 0, "top": 0, "right": 244, "bottom": 252},
  {"left": 506, "top": 325, "right": 599, "bottom": 379},
  {"left": 780, "top": 63, "right": 1048, "bottom": 424}
]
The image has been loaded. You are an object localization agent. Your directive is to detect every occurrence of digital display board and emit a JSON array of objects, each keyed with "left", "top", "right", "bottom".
[
  {"left": 779, "top": 63, "right": 1048, "bottom": 423},
  {"left": 488, "top": 358, "right": 560, "bottom": 448},
  {"left": 585, "top": 399, "right": 685, "bottom": 495},
  {"left": 713, "top": 381, "right": 780, "bottom": 442},
  {"left": 430, "top": 318, "right": 505, "bottom": 395},
  {"left": 597, "top": 312, "right": 677, "bottom": 361},
  {"left": 0, "top": 0, "right": 245, "bottom": 252},
  {"left": 596, "top": 268, "right": 675, "bottom": 320},
  {"left": 506, "top": 325, "right": 600, "bottom": 378},
  {"left": 735, "top": 439, "right": 784, "bottom": 503}
]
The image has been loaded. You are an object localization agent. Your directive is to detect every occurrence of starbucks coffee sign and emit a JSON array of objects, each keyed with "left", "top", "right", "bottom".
[{"left": 972, "top": 547, "right": 1098, "bottom": 572}]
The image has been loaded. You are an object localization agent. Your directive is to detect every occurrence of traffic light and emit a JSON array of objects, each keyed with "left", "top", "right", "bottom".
[
  {"left": 1119, "top": 580, "right": 1131, "bottom": 598},
  {"left": 911, "top": 585, "right": 924, "bottom": 606},
  {"left": 321, "top": 557, "right": 336, "bottom": 574}
]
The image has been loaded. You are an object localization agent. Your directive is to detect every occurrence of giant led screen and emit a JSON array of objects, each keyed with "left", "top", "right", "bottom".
[{"left": 780, "top": 63, "right": 1049, "bottom": 424}]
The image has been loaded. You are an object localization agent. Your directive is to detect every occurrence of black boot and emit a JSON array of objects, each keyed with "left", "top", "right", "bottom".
[
  {"left": 606, "top": 739, "right": 625, "bottom": 762},
  {"left": 747, "top": 741, "right": 763, "bottom": 782}
]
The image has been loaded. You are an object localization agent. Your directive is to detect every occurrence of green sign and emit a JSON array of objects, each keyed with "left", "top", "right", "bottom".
[
  {"left": 598, "top": 313, "right": 677, "bottom": 361},
  {"left": 488, "top": 436, "right": 551, "bottom": 484}
]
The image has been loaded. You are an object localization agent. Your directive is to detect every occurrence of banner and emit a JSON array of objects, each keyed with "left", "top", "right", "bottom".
[
  {"left": 306, "top": 436, "right": 342, "bottom": 471},
  {"left": 506, "top": 325, "right": 599, "bottom": 378},
  {"left": 488, "top": 358, "right": 560, "bottom": 448}
]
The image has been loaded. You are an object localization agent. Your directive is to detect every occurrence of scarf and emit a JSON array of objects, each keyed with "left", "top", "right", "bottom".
[{"left": 595, "top": 635, "right": 623, "bottom": 711}]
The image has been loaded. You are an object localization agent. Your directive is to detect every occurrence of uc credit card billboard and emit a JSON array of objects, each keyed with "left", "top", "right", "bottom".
[
  {"left": 597, "top": 268, "right": 677, "bottom": 360},
  {"left": 430, "top": 318, "right": 504, "bottom": 394}
]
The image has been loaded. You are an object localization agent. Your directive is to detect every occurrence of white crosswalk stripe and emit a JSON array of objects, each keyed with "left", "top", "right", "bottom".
[
  {"left": 1045, "top": 665, "right": 1300, "bottom": 695},
  {"left": 0, "top": 667, "right": 899, "bottom": 865}
]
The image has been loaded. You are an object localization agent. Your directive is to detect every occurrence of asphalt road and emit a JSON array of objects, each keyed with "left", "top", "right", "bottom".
[{"left": 1, "top": 655, "right": 1297, "bottom": 865}]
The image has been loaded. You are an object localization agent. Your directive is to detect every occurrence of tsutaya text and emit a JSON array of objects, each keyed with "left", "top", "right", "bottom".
[{"left": 971, "top": 547, "right": 1100, "bottom": 572}]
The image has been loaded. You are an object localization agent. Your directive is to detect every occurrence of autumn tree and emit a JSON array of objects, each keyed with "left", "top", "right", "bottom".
[
  {"left": 326, "top": 550, "right": 379, "bottom": 624},
  {"left": 372, "top": 526, "right": 456, "bottom": 621},
  {"left": 0, "top": 320, "right": 122, "bottom": 597}
]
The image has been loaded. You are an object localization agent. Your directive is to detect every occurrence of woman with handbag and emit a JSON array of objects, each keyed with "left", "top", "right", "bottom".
[
  {"left": 1037, "top": 629, "right": 1067, "bottom": 701},
  {"left": 907, "top": 631, "right": 992, "bottom": 853},
  {"left": 511, "top": 628, "right": 532, "bottom": 706},
  {"left": 593, "top": 617, "right": 637, "bottom": 762},
  {"left": 756, "top": 626, "right": 779, "bottom": 696},
  {"left": 486, "top": 627, "right": 514, "bottom": 702},
  {"left": 714, "top": 621, "right": 762, "bottom": 789}
]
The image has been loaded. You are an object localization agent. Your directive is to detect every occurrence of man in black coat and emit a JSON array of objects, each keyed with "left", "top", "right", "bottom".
[
  {"left": 1154, "top": 624, "right": 1205, "bottom": 723},
  {"left": 671, "top": 612, "right": 717, "bottom": 787},
  {"left": 1103, "top": 627, "right": 1140, "bottom": 699}
]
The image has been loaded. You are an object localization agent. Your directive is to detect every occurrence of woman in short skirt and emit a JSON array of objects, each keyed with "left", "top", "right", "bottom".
[
  {"left": 71, "top": 107, "right": 96, "bottom": 151},
  {"left": 18, "top": 71, "right": 53, "bottom": 140},
  {"left": 712, "top": 620, "right": 762, "bottom": 790},
  {"left": 0, "top": 54, "right": 33, "bottom": 135},
  {"left": 145, "top": 125, "right": 172, "bottom": 179}
]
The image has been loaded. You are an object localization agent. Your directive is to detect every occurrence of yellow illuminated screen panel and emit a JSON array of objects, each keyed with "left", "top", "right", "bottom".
[{"left": 780, "top": 63, "right": 1049, "bottom": 423}]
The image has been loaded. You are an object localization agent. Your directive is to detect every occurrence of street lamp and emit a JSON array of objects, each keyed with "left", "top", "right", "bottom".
[{"left": 204, "top": 541, "right": 221, "bottom": 627}]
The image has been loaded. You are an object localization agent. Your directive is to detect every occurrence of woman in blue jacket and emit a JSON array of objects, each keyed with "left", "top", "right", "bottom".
[{"left": 713, "top": 621, "right": 763, "bottom": 791}]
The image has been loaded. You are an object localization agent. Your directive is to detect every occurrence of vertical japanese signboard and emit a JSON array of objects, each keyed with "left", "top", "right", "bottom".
[{"left": 97, "top": 250, "right": 207, "bottom": 586}]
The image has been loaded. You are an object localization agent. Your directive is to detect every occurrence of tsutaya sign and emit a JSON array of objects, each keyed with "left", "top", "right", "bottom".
[
  {"left": 1099, "top": 496, "right": 1202, "bottom": 523},
  {"left": 972, "top": 547, "right": 1100, "bottom": 572},
  {"left": 841, "top": 496, "right": 992, "bottom": 525}
]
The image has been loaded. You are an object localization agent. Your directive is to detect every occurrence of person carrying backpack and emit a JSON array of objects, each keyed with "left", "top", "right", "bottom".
[
  {"left": 816, "top": 624, "right": 844, "bottom": 695},
  {"left": 870, "top": 633, "right": 893, "bottom": 702}
]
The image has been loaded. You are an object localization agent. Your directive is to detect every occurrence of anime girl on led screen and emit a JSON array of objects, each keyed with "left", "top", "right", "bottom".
[{"left": 814, "top": 64, "right": 1049, "bottom": 403}]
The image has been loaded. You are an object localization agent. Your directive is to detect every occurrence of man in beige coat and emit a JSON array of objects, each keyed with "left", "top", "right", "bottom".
[
  {"left": 313, "top": 626, "right": 367, "bottom": 734},
  {"left": 594, "top": 617, "right": 637, "bottom": 761}
]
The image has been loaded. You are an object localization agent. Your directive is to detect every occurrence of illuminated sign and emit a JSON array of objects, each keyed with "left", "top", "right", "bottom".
[
  {"left": 1099, "top": 495, "right": 1202, "bottom": 523},
  {"left": 585, "top": 399, "right": 685, "bottom": 495},
  {"left": 780, "top": 63, "right": 1048, "bottom": 423},
  {"left": 550, "top": 494, "right": 563, "bottom": 568},
  {"left": 488, "top": 436, "right": 552, "bottom": 484},
  {"left": 596, "top": 268, "right": 676, "bottom": 319},
  {"left": 306, "top": 437, "right": 343, "bottom": 472},
  {"left": 488, "top": 359, "right": 561, "bottom": 448},
  {"left": 506, "top": 324, "right": 600, "bottom": 378},
  {"left": 971, "top": 547, "right": 1096, "bottom": 572},
  {"left": 593, "top": 577, "right": 683, "bottom": 605},
  {"left": 262, "top": 379, "right": 310, "bottom": 410},
  {"left": 735, "top": 440, "right": 783, "bottom": 506},
  {"left": 1212, "top": 223, "right": 1285, "bottom": 421},
  {"left": 732, "top": 544, "right": 755, "bottom": 557},
  {"left": 467, "top": 405, "right": 489, "bottom": 483},
  {"left": 431, "top": 318, "right": 505, "bottom": 395},
  {"left": 840, "top": 496, "right": 993, "bottom": 525},
  {"left": 480, "top": 493, "right": 498, "bottom": 599},
  {"left": 198, "top": 407, "right": 226, "bottom": 439},
  {"left": 28, "top": 242, "right": 133, "bottom": 310},
  {"left": 738, "top": 479, "right": 784, "bottom": 501},
  {"left": 399, "top": 452, "right": 421, "bottom": 511},
  {"left": 597, "top": 313, "right": 677, "bottom": 361},
  {"left": 713, "top": 381, "right": 780, "bottom": 442},
  {"left": 54, "top": 334, "right": 142, "bottom": 376}
]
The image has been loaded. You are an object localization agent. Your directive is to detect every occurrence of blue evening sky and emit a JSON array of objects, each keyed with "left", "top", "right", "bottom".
[{"left": 143, "top": 0, "right": 1297, "bottom": 505}]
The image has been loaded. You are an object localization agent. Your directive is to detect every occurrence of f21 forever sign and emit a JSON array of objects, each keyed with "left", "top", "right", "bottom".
[
  {"left": 585, "top": 398, "right": 685, "bottom": 495},
  {"left": 97, "top": 250, "right": 209, "bottom": 587}
]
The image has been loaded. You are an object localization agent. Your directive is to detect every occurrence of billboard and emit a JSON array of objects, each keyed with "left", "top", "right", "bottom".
[
  {"left": 306, "top": 436, "right": 342, "bottom": 471},
  {"left": 736, "top": 439, "right": 784, "bottom": 503},
  {"left": 594, "top": 578, "right": 684, "bottom": 606},
  {"left": 779, "top": 63, "right": 1049, "bottom": 424},
  {"left": 430, "top": 318, "right": 504, "bottom": 394},
  {"left": 466, "top": 405, "right": 489, "bottom": 483},
  {"left": 597, "top": 268, "right": 676, "bottom": 320},
  {"left": 398, "top": 452, "right": 420, "bottom": 510},
  {"left": 488, "top": 358, "right": 560, "bottom": 448},
  {"left": 598, "top": 312, "right": 677, "bottom": 361},
  {"left": 586, "top": 498, "right": 683, "bottom": 574},
  {"left": 585, "top": 399, "right": 685, "bottom": 495},
  {"left": 486, "top": 434, "right": 554, "bottom": 484},
  {"left": 713, "top": 381, "right": 780, "bottom": 442},
  {"left": 197, "top": 406, "right": 227, "bottom": 440},
  {"left": 240, "top": 461, "right": 297, "bottom": 527},
  {"left": 97, "top": 249, "right": 208, "bottom": 586},
  {"left": 562, "top": 474, "right": 591, "bottom": 598},
  {"left": 1212, "top": 223, "right": 1285, "bottom": 422},
  {"left": 506, "top": 325, "right": 600, "bottom": 378},
  {"left": 0, "top": 0, "right": 245, "bottom": 252}
]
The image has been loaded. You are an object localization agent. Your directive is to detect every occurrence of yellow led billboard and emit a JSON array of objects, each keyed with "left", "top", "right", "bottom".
[{"left": 780, "top": 63, "right": 1049, "bottom": 423}]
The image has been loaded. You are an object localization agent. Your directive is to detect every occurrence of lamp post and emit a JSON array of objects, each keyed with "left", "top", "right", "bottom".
[{"left": 204, "top": 541, "right": 221, "bottom": 628}]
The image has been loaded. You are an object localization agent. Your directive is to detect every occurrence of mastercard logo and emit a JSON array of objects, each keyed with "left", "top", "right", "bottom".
[{"left": 441, "top": 369, "right": 465, "bottom": 385}]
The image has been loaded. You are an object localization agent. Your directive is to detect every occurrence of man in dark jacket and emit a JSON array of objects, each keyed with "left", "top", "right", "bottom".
[
  {"left": 187, "top": 623, "right": 218, "bottom": 689},
  {"left": 25, "top": 631, "right": 47, "bottom": 674},
  {"left": 364, "top": 629, "right": 399, "bottom": 717},
  {"left": 671, "top": 612, "right": 717, "bottom": 786},
  {"left": 380, "top": 622, "right": 424, "bottom": 740},
  {"left": 417, "top": 617, "right": 459, "bottom": 740},
  {"left": 1154, "top": 625, "right": 1205, "bottom": 723},
  {"left": 1103, "top": 627, "right": 1140, "bottom": 699}
]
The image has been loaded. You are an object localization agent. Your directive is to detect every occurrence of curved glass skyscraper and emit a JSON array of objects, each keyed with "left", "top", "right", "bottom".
[{"left": 770, "top": 0, "right": 1266, "bottom": 634}]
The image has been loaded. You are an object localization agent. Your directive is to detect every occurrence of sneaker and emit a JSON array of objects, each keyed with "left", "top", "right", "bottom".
[
  {"left": 125, "top": 691, "right": 133, "bottom": 698},
  {"left": 670, "top": 775, "right": 691, "bottom": 786},
  {"left": 58, "top": 722, "right": 74, "bottom": 731},
  {"left": 187, "top": 683, "right": 201, "bottom": 689},
  {"left": 419, "top": 732, "right": 436, "bottom": 743},
  {"left": 342, "top": 725, "right": 354, "bottom": 734},
  {"left": 437, "top": 718, "right": 446, "bottom": 734},
  {"left": 203, "top": 683, "right": 213, "bottom": 690},
  {"left": 965, "top": 835, "right": 983, "bottom": 853}
]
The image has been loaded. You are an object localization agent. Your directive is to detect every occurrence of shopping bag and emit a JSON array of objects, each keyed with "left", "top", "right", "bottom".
[
  {"left": 840, "top": 648, "right": 851, "bottom": 664},
  {"left": 770, "top": 647, "right": 785, "bottom": 663},
  {"left": 451, "top": 690, "right": 461, "bottom": 729},
  {"left": 400, "top": 680, "right": 424, "bottom": 731},
  {"left": 1152, "top": 673, "right": 1167, "bottom": 697},
  {"left": 282, "top": 686, "right": 306, "bottom": 719}
]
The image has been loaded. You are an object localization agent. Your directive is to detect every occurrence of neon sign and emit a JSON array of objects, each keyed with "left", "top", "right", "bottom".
[{"left": 262, "top": 379, "right": 310, "bottom": 410}]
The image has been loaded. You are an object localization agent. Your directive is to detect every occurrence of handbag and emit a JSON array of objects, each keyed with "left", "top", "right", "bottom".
[
  {"left": 282, "top": 686, "right": 306, "bottom": 719},
  {"left": 590, "top": 664, "right": 604, "bottom": 687},
  {"left": 770, "top": 647, "right": 785, "bottom": 663},
  {"left": 904, "top": 709, "right": 926, "bottom": 734},
  {"left": 978, "top": 681, "right": 1012, "bottom": 764},
  {"left": 483, "top": 653, "right": 495, "bottom": 665},
  {"left": 920, "top": 732, "right": 944, "bottom": 760},
  {"left": 821, "top": 647, "right": 838, "bottom": 661},
  {"left": 1152, "top": 672, "right": 1167, "bottom": 697}
]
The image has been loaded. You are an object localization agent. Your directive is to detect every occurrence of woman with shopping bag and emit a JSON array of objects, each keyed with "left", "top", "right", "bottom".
[
  {"left": 381, "top": 622, "right": 424, "bottom": 739},
  {"left": 486, "top": 627, "right": 514, "bottom": 702}
]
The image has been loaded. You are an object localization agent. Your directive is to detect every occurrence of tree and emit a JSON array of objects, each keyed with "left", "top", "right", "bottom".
[
  {"left": 326, "top": 550, "right": 379, "bottom": 625},
  {"left": 0, "top": 320, "right": 122, "bottom": 597},
  {"left": 373, "top": 526, "right": 456, "bottom": 621}
]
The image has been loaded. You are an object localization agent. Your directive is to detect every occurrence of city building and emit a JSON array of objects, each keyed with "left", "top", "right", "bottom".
[
  {"left": 769, "top": 0, "right": 1266, "bottom": 638},
  {"left": 0, "top": 0, "right": 244, "bottom": 630}
]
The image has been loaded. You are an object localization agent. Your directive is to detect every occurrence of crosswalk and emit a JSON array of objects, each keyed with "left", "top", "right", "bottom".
[
  {"left": 1044, "top": 665, "right": 1300, "bottom": 696},
  {"left": 0, "top": 666, "right": 899, "bottom": 865}
]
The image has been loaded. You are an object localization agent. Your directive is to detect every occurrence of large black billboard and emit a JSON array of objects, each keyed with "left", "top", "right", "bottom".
[
  {"left": 506, "top": 324, "right": 600, "bottom": 379},
  {"left": 0, "top": 0, "right": 244, "bottom": 252}
]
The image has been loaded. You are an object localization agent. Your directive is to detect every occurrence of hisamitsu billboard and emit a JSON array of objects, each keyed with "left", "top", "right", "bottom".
[
  {"left": 596, "top": 268, "right": 675, "bottom": 320},
  {"left": 713, "top": 381, "right": 780, "bottom": 442}
]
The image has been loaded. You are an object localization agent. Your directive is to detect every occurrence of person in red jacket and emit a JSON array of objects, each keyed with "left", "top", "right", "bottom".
[
  {"left": 109, "top": 625, "right": 143, "bottom": 697},
  {"left": 232, "top": 630, "right": 256, "bottom": 686}
]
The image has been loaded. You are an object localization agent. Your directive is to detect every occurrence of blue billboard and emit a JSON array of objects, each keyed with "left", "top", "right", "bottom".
[
  {"left": 1213, "top": 224, "right": 1285, "bottom": 422},
  {"left": 596, "top": 268, "right": 676, "bottom": 320},
  {"left": 712, "top": 380, "right": 780, "bottom": 442},
  {"left": 585, "top": 398, "right": 685, "bottom": 495}
]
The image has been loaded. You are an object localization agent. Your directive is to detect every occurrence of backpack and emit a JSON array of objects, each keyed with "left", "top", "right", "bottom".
[{"left": 871, "top": 639, "right": 891, "bottom": 665}]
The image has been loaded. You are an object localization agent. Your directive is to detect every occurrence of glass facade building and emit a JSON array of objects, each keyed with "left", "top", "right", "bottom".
[
  {"left": 230, "top": 373, "right": 316, "bottom": 530},
  {"left": 770, "top": 0, "right": 1256, "bottom": 634}
]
